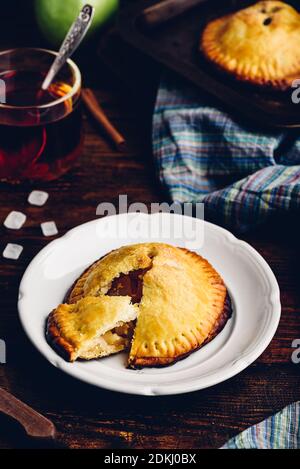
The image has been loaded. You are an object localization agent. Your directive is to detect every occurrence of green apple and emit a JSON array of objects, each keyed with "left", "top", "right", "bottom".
[{"left": 35, "top": 0, "right": 119, "bottom": 47}]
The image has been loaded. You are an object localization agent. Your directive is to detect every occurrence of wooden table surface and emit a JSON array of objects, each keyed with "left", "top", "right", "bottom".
[{"left": 0, "top": 1, "right": 299, "bottom": 449}]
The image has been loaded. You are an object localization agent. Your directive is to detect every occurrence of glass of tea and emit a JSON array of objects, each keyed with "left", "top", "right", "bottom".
[{"left": 0, "top": 48, "right": 83, "bottom": 183}]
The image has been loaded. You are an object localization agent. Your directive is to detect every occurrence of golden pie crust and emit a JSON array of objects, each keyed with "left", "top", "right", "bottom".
[
  {"left": 200, "top": 1, "right": 300, "bottom": 90},
  {"left": 47, "top": 296, "right": 138, "bottom": 362},
  {"left": 46, "top": 243, "right": 232, "bottom": 368}
]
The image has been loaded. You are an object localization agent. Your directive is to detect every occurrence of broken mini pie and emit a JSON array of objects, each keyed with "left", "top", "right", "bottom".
[
  {"left": 46, "top": 243, "right": 232, "bottom": 368},
  {"left": 200, "top": 1, "right": 300, "bottom": 90}
]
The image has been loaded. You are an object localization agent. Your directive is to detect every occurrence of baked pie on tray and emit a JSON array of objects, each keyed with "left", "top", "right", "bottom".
[
  {"left": 46, "top": 243, "right": 232, "bottom": 368},
  {"left": 200, "top": 1, "right": 300, "bottom": 90}
]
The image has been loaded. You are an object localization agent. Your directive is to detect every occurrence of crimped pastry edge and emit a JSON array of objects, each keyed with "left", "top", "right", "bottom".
[
  {"left": 201, "top": 42, "right": 299, "bottom": 91},
  {"left": 128, "top": 248, "right": 232, "bottom": 368},
  {"left": 47, "top": 245, "right": 232, "bottom": 368},
  {"left": 46, "top": 310, "right": 78, "bottom": 362},
  {"left": 200, "top": 7, "right": 300, "bottom": 92},
  {"left": 128, "top": 294, "right": 232, "bottom": 369}
]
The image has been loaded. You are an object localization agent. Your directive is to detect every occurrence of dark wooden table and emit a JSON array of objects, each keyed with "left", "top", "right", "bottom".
[{"left": 0, "top": 1, "right": 299, "bottom": 450}]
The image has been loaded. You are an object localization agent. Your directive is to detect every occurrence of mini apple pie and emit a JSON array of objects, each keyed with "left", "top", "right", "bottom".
[
  {"left": 200, "top": 1, "right": 300, "bottom": 90},
  {"left": 46, "top": 243, "right": 232, "bottom": 368}
]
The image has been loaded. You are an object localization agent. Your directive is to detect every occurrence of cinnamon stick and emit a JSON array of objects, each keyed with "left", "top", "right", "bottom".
[{"left": 82, "top": 88, "right": 126, "bottom": 150}]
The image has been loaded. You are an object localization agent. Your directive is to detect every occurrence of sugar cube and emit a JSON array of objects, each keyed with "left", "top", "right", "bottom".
[
  {"left": 4, "top": 211, "right": 27, "bottom": 230},
  {"left": 3, "top": 243, "right": 23, "bottom": 260},
  {"left": 41, "top": 221, "right": 58, "bottom": 237},
  {"left": 28, "top": 190, "right": 49, "bottom": 207}
]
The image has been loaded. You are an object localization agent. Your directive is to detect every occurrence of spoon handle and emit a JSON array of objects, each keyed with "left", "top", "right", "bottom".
[
  {"left": 0, "top": 387, "right": 56, "bottom": 439},
  {"left": 42, "top": 4, "right": 95, "bottom": 90}
]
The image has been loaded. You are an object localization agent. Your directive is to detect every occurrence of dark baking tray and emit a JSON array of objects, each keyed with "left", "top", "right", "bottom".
[{"left": 118, "top": 0, "right": 300, "bottom": 128}]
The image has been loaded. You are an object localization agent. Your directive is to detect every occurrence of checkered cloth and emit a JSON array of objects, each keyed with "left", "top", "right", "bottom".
[
  {"left": 222, "top": 402, "right": 300, "bottom": 449},
  {"left": 153, "top": 74, "right": 300, "bottom": 232}
]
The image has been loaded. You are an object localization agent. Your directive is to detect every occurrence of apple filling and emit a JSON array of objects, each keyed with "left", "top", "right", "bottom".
[
  {"left": 107, "top": 267, "right": 150, "bottom": 346},
  {"left": 47, "top": 268, "right": 151, "bottom": 361},
  {"left": 76, "top": 269, "right": 150, "bottom": 360},
  {"left": 107, "top": 268, "right": 149, "bottom": 304}
]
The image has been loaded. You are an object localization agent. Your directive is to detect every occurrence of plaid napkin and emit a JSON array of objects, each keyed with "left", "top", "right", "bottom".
[
  {"left": 221, "top": 402, "right": 300, "bottom": 449},
  {"left": 153, "top": 74, "right": 300, "bottom": 232}
]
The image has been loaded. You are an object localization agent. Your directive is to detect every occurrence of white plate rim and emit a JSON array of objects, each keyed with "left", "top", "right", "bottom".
[{"left": 18, "top": 213, "right": 281, "bottom": 396}]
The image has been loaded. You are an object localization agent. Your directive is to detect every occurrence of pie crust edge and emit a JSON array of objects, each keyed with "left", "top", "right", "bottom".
[
  {"left": 128, "top": 248, "right": 232, "bottom": 368},
  {"left": 128, "top": 293, "right": 232, "bottom": 369},
  {"left": 47, "top": 312, "right": 77, "bottom": 362},
  {"left": 46, "top": 245, "right": 232, "bottom": 368},
  {"left": 200, "top": 1, "right": 300, "bottom": 91}
]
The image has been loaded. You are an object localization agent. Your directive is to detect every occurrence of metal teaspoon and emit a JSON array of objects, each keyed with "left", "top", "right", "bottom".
[{"left": 41, "top": 4, "right": 95, "bottom": 91}]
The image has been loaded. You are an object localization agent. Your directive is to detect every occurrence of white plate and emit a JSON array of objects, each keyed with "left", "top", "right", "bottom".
[{"left": 18, "top": 213, "right": 281, "bottom": 396}]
